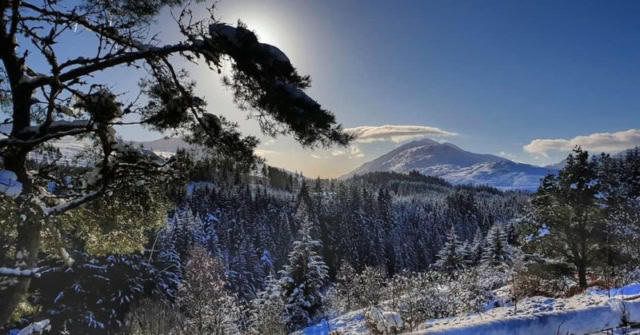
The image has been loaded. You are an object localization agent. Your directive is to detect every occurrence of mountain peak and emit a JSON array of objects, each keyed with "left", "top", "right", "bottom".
[{"left": 342, "top": 139, "right": 554, "bottom": 190}]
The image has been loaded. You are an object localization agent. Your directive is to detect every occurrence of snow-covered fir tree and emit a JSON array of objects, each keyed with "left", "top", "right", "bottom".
[
  {"left": 435, "top": 225, "right": 464, "bottom": 274},
  {"left": 460, "top": 241, "right": 474, "bottom": 267},
  {"left": 482, "top": 223, "right": 512, "bottom": 267},
  {"left": 278, "top": 205, "right": 329, "bottom": 330},
  {"left": 470, "top": 228, "right": 485, "bottom": 266},
  {"left": 172, "top": 207, "right": 201, "bottom": 263}
]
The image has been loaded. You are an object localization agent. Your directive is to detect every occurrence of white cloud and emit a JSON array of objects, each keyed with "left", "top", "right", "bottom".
[
  {"left": 329, "top": 145, "right": 365, "bottom": 159},
  {"left": 254, "top": 149, "right": 278, "bottom": 158},
  {"left": 523, "top": 129, "right": 640, "bottom": 156},
  {"left": 311, "top": 154, "right": 321, "bottom": 159},
  {"left": 349, "top": 145, "right": 365, "bottom": 159},
  {"left": 345, "top": 125, "right": 457, "bottom": 143},
  {"left": 332, "top": 150, "right": 346, "bottom": 156}
]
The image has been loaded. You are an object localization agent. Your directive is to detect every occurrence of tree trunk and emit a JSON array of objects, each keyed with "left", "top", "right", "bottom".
[
  {"left": 0, "top": 175, "right": 42, "bottom": 326},
  {"left": 0, "top": 210, "right": 42, "bottom": 325},
  {"left": 0, "top": 92, "right": 40, "bottom": 325},
  {"left": 577, "top": 264, "right": 588, "bottom": 288},
  {"left": 0, "top": 59, "right": 44, "bottom": 326}
]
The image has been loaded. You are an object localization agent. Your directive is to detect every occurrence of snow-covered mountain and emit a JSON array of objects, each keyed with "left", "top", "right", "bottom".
[{"left": 342, "top": 138, "right": 555, "bottom": 190}]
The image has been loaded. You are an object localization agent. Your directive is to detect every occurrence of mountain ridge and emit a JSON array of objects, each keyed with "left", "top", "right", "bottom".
[{"left": 342, "top": 138, "right": 555, "bottom": 190}]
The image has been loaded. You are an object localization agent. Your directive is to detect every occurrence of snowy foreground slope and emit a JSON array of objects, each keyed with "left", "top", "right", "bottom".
[{"left": 297, "top": 284, "right": 640, "bottom": 335}]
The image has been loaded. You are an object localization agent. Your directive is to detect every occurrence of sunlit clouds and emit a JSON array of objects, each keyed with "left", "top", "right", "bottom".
[{"left": 524, "top": 129, "right": 640, "bottom": 157}]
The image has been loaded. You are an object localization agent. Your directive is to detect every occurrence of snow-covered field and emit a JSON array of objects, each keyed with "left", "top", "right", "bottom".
[{"left": 297, "top": 284, "right": 640, "bottom": 335}]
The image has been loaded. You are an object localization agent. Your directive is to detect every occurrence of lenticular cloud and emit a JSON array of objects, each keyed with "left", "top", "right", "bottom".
[{"left": 345, "top": 125, "right": 457, "bottom": 143}]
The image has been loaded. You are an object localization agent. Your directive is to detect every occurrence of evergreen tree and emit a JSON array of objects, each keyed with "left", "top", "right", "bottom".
[
  {"left": 470, "top": 228, "right": 485, "bottom": 266},
  {"left": 173, "top": 208, "right": 198, "bottom": 263},
  {"left": 504, "top": 220, "right": 519, "bottom": 246},
  {"left": 278, "top": 219, "right": 329, "bottom": 329},
  {"left": 378, "top": 188, "right": 397, "bottom": 276},
  {"left": 482, "top": 223, "right": 512, "bottom": 267},
  {"left": 530, "top": 147, "right": 604, "bottom": 287},
  {"left": 435, "top": 225, "right": 464, "bottom": 274},
  {"left": 204, "top": 215, "right": 222, "bottom": 258},
  {"left": 227, "top": 236, "right": 261, "bottom": 301},
  {"left": 596, "top": 148, "right": 640, "bottom": 265},
  {"left": 460, "top": 241, "right": 474, "bottom": 267}
]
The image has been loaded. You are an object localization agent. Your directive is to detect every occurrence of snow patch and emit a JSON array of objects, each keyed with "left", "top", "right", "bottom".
[
  {"left": 17, "top": 319, "right": 51, "bottom": 335},
  {"left": 412, "top": 289, "right": 640, "bottom": 335},
  {"left": 0, "top": 169, "right": 22, "bottom": 197},
  {"left": 0, "top": 267, "right": 41, "bottom": 278}
]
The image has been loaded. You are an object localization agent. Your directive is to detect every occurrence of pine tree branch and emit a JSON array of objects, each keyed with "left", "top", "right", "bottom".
[{"left": 26, "top": 43, "right": 194, "bottom": 89}]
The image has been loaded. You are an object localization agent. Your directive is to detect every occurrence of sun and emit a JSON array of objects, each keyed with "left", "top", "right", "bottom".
[{"left": 239, "top": 16, "right": 284, "bottom": 47}]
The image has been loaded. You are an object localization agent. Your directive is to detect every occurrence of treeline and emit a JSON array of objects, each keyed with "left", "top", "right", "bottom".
[{"left": 177, "top": 166, "right": 527, "bottom": 280}]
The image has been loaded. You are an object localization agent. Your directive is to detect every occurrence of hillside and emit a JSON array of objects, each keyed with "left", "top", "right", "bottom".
[{"left": 343, "top": 139, "right": 555, "bottom": 190}]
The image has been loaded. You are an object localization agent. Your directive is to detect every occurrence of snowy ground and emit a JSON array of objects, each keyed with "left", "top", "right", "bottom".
[
  {"left": 412, "top": 293, "right": 624, "bottom": 334},
  {"left": 295, "top": 310, "right": 369, "bottom": 335},
  {"left": 297, "top": 284, "right": 640, "bottom": 335}
]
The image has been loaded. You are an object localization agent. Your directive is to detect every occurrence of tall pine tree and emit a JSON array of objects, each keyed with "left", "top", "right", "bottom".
[
  {"left": 482, "top": 223, "right": 512, "bottom": 267},
  {"left": 435, "top": 225, "right": 464, "bottom": 274},
  {"left": 278, "top": 208, "right": 329, "bottom": 330}
]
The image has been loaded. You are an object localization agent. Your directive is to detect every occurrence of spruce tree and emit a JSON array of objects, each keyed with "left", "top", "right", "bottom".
[
  {"left": 173, "top": 208, "right": 198, "bottom": 263},
  {"left": 482, "top": 223, "right": 512, "bottom": 267},
  {"left": 470, "top": 228, "right": 485, "bottom": 266},
  {"left": 435, "top": 225, "right": 464, "bottom": 274},
  {"left": 278, "top": 219, "right": 329, "bottom": 329},
  {"left": 460, "top": 241, "right": 474, "bottom": 267}
]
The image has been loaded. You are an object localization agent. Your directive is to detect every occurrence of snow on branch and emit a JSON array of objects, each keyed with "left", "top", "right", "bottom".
[
  {"left": 17, "top": 319, "right": 51, "bottom": 335},
  {"left": 0, "top": 267, "right": 41, "bottom": 278},
  {"left": 275, "top": 80, "right": 318, "bottom": 106},
  {"left": 0, "top": 120, "right": 93, "bottom": 148},
  {"left": 19, "top": 120, "right": 92, "bottom": 136},
  {"left": 43, "top": 191, "right": 100, "bottom": 217}
]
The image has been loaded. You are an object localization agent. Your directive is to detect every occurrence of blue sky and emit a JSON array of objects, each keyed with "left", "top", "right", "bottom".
[
  {"left": 8, "top": 0, "right": 640, "bottom": 177},
  {"left": 203, "top": 0, "right": 640, "bottom": 177}
]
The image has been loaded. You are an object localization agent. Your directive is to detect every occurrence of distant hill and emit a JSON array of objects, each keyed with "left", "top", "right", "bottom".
[
  {"left": 342, "top": 138, "right": 555, "bottom": 190},
  {"left": 132, "top": 137, "right": 192, "bottom": 154}
]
